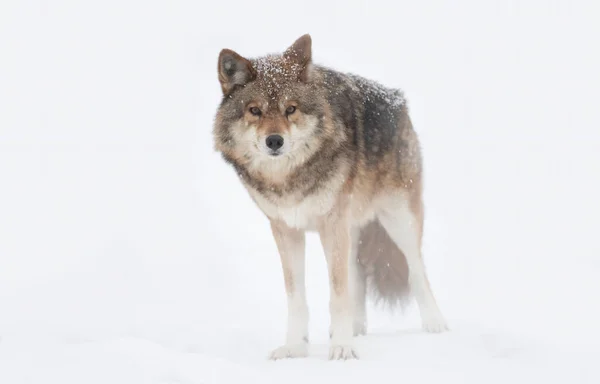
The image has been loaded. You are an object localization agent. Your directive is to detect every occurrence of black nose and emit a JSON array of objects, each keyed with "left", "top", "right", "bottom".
[{"left": 265, "top": 135, "right": 284, "bottom": 151}]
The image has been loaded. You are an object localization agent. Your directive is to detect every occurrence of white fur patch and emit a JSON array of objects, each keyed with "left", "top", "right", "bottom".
[
  {"left": 269, "top": 231, "right": 309, "bottom": 359},
  {"left": 349, "top": 228, "right": 367, "bottom": 336},
  {"left": 247, "top": 165, "right": 347, "bottom": 230},
  {"left": 377, "top": 198, "right": 449, "bottom": 333},
  {"left": 328, "top": 297, "right": 357, "bottom": 360},
  {"left": 285, "top": 240, "right": 309, "bottom": 345}
]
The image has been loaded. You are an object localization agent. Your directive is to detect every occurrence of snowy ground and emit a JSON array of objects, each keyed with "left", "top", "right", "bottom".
[{"left": 1, "top": 1, "right": 600, "bottom": 383}]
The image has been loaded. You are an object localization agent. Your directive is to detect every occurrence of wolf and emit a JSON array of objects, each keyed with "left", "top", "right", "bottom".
[{"left": 212, "top": 34, "right": 448, "bottom": 360}]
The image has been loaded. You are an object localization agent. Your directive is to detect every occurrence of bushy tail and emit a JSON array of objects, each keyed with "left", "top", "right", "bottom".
[{"left": 357, "top": 219, "right": 410, "bottom": 309}]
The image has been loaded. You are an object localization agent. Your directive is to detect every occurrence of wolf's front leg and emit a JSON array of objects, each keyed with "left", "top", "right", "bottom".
[
  {"left": 318, "top": 210, "right": 358, "bottom": 360},
  {"left": 268, "top": 219, "right": 309, "bottom": 360}
]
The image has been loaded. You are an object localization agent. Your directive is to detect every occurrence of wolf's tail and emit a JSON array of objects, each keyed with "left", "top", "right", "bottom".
[{"left": 357, "top": 219, "right": 410, "bottom": 308}]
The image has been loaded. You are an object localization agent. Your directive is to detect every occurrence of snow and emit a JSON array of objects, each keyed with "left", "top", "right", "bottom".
[
  {"left": 348, "top": 73, "right": 406, "bottom": 108},
  {"left": 1, "top": 0, "right": 600, "bottom": 383}
]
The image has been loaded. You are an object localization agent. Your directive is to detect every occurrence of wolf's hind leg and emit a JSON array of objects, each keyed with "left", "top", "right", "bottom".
[{"left": 378, "top": 197, "right": 448, "bottom": 333}]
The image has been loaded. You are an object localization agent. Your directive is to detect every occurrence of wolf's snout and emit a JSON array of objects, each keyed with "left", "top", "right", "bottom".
[{"left": 266, "top": 135, "right": 284, "bottom": 151}]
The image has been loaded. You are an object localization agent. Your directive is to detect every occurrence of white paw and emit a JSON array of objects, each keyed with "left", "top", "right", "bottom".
[
  {"left": 422, "top": 312, "right": 449, "bottom": 333},
  {"left": 269, "top": 343, "right": 309, "bottom": 360},
  {"left": 329, "top": 344, "right": 358, "bottom": 360}
]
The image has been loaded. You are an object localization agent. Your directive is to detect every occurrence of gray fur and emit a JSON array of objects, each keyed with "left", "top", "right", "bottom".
[{"left": 213, "top": 36, "right": 434, "bottom": 331}]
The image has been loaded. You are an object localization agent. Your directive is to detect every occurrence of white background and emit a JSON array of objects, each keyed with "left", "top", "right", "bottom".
[{"left": 1, "top": 0, "right": 599, "bottom": 383}]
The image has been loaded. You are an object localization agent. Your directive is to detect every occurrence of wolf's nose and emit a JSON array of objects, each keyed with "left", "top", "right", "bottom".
[{"left": 266, "top": 135, "right": 284, "bottom": 151}]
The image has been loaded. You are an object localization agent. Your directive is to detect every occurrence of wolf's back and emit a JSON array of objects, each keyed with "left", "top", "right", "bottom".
[{"left": 358, "top": 219, "right": 410, "bottom": 308}]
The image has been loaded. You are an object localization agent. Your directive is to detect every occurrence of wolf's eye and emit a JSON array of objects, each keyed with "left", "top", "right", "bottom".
[
  {"left": 249, "top": 107, "right": 261, "bottom": 116},
  {"left": 286, "top": 106, "right": 296, "bottom": 115}
]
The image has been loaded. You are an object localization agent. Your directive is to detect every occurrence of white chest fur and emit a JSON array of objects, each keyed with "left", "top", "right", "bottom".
[
  {"left": 246, "top": 187, "right": 337, "bottom": 230},
  {"left": 241, "top": 161, "right": 350, "bottom": 230}
]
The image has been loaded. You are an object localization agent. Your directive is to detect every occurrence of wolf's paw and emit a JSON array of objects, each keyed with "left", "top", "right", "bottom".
[
  {"left": 269, "top": 343, "right": 309, "bottom": 360},
  {"left": 422, "top": 312, "right": 449, "bottom": 333},
  {"left": 329, "top": 344, "right": 358, "bottom": 360}
]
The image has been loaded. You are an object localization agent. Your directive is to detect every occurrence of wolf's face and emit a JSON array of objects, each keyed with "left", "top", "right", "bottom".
[
  {"left": 214, "top": 35, "right": 328, "bottom": 175},
  {"left": 218, "top": 72, "right": 322, "bottom": 161}
]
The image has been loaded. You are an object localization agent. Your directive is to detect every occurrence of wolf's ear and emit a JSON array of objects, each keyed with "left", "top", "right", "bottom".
[
  {"left": 283, "top": 34, "right": 312, "bottom": 81},
  {"left": 218, "top": 49, "right": 255, "bottom": 95}
]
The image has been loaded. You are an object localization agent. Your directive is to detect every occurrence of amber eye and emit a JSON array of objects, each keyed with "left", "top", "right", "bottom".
[
  {"left": 249, "top": 107, "right": 261, "bottom": 116},
  {"left": 286, "top": 106, "right": 296, "bottom": 115}
]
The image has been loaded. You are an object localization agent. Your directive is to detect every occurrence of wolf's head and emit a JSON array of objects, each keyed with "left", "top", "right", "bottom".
[{"left": 213, "top": 35, "right": 331, "bottom": 178}]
